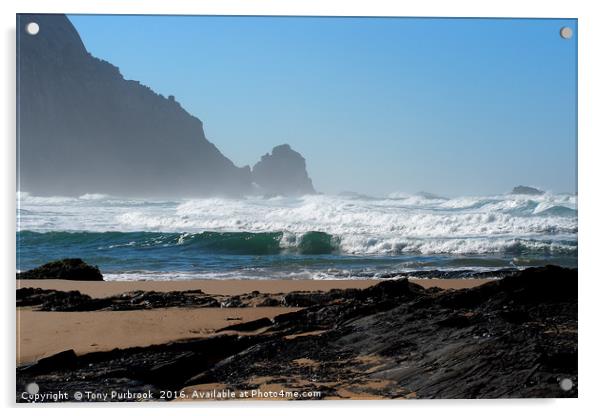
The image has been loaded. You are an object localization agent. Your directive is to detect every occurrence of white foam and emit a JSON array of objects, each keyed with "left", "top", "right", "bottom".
[
  {"left": 17, "top": 192, "right": 577, "bottom": 256},
  {"left": 78, "top": 193, "right": 110, "bottom": 200},
  {"left": 103, "top": 269, "right": 386, "bottom": 281}
]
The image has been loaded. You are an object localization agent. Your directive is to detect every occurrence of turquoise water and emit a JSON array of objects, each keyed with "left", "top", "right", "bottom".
[{"left": 16, "top": 192, "right": 577, "bottom": 280}]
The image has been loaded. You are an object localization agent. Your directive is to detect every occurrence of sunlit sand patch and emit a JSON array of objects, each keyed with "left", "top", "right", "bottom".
[
  {"left": 332, "top": 378, "right": 412, "bottom": 399},
  {"left": 291, "top": 358, "right": 320, "bottom": 368},
  {"left": 328, "top": 388, "right": 384, "bottom": 400},
  {"left": 543, "top": 324, "right": 577, "bottom": 335},
  {"left": 16, "top": 307, "right": 297, "bottom": 365},
  {"left": 352, "top": 354, "right": 393, "bottom": 373},
  {"left": 284, "top": 330, "right": 328, "bottom": 340}
]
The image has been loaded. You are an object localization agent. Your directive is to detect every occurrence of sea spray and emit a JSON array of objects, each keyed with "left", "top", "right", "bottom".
[{"left": 16, "top": 192, "right": 577, "bottom": 279}]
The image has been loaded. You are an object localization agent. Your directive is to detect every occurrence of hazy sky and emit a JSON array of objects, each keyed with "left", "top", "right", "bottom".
[{"left": 69, "top": 15, "right": 577, "bottom": 196}]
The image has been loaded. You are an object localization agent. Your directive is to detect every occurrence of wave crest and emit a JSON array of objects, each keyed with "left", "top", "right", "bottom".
[{"left": 17, "top": 230, "right": 575, "bottom": 257}]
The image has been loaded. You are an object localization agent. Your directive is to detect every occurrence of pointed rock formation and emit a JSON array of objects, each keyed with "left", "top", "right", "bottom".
[{"left": 252, "top": 144, "right": 316, "bottom": 195}]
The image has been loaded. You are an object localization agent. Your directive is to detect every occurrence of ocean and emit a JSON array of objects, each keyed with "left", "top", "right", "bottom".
[{"left": 16, "top": 191, "right": 577, "bottom": 280}]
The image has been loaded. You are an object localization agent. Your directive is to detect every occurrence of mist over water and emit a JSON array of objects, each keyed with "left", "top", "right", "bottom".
[{"left": 16, "top": 191, "right": 577, "bottom": 280}]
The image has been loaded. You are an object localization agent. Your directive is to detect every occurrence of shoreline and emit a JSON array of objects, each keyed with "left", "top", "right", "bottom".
[
  {"left": 17, "top": 277, "right": 489, "bottom": 298},
  {"left": 16, "top": 266, "right": 577, "bottom": 400}
]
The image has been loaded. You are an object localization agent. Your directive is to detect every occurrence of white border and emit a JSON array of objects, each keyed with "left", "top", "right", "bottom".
[{"left": 2, "top": 1, "right": 600, "bottom": 415}]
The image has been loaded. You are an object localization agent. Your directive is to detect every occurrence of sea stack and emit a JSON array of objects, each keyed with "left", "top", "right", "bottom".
[
  {"left": 510, "top": 185, "right": 545, "bottom": 195},
  {"left": 252, "top": 144, "right": 316, "bottom": 195}
]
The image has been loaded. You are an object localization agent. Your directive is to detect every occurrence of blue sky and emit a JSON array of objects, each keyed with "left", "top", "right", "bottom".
[{"left": 69, "top": 15, "right": 577, "bottom": 196}]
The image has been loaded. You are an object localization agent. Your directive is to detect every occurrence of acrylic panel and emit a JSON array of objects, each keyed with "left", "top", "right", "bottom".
[{"left": 16, "top": 13, "right": 577, "bottom": 402}]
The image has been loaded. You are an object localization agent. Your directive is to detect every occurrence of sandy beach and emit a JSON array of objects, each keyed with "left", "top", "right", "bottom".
[
  {"left": 16, "top": 307, "right": 301, "bottom": 365},
  {"left": 16, "top": 266, "right": 578, "bottom": 400},
  {"left": 17, "top": 278, "right": 487, "bottom": 298},
  {"left": 17, "top": 278, "right": 489, "bottom": 366}
]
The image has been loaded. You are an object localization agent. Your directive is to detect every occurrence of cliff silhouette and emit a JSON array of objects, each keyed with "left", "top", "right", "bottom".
[{"left": 17, "top": 14, "right": 314, "bottom": 197}]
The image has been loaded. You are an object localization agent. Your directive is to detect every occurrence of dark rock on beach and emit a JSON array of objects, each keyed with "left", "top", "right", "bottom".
[
  {"left": 21, "top": 350, "right": 79, "bottom": 374},
  {"left": 17, "top": 258, "right": 103, "bottom": 281},
  {"left": 16, "top": 266, "right": 577, "bottom": 401},
  {"left": 16, "top": 287, "right": 102, "bottom": 310},
  {"left": 16, "top": 288, "right": 284, "bottom": 311}
]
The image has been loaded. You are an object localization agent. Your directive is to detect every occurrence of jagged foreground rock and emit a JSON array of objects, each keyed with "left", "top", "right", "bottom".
[
  {"left": 16, "top": 266, "right": 577, "bottom": 401},
  {"left": 16, "top": 287, "right": 284, "bottom": 310}
]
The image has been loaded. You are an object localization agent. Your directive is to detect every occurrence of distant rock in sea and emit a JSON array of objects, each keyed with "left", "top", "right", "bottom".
[
  {"left": 511, "top": 185, "right": 545, "bottom": 195},
  {"left": 17, "top": 14, "right": 316, "bottom": 197},
  {"left": 252, "top": 144, "right": 316, "bottom": 195},
  {"left": 17, "top": 258, "right": 104, "bottom": 281}
]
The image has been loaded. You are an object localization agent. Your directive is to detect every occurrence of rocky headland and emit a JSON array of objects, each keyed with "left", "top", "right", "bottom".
[{"left": 18, "top": 14, "right": 315, "bottom": 197}]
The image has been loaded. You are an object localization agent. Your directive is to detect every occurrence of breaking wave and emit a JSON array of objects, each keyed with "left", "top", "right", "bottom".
[
  {"left": 16, "top": 229, "right": 575, "bottom": 257},
  {"left": 17, "top": 192, "right": 577, "bottom": 277}
]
